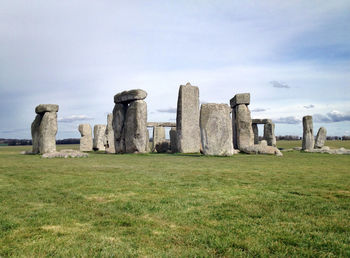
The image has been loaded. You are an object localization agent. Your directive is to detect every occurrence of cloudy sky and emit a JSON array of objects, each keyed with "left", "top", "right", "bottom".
[{"left": 1, "top": 0, "right": 349, "bottom": 139}]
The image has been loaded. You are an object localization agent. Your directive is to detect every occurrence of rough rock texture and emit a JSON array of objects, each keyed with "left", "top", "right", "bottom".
[
  {"left": 241, "top": 140, "right": 283, "bottom": 156},
  {"left": 263, "top": 123, "right": 276, "bottom": 147},
  {"left": 176, "top": 83, "right": 201, "bottom": 153},
  {"left": 78, "top": 124, "right": 92, "bottom": 151},
  {"left": 93, "top": 124, "right": 106, "bottom": 151},
  {"left": 169, "top": 127, "right": 178, "bottom": 153},
  {"left": 147, "top": 122, "right": 176, "bottom": 127},
  {"left": 35, "top": 104, "right": 59, "bottom": 114},
  {"left": 200, "top": 103, "right": 234, "bottom": 156},
  {"left": 155, "top": 140, "right": 170, "bottom": 153},
  {"left": 304, "top": 146, "right": 350, "bottom": 155},
  {"left": 124, "top": 100, "right": 148, "bottom": 153},
  {"left": 31, "top": 114, "right": 42, "bottom": 154},
  {"left": 315, "top": 127, "right": 327, "bottom": 149},
  {"left": 302, "top": 116, "right": 314, "bottom": 150},
  {"left": 105, "top": 113, "right": 115, "bottom": 153},
  {"left": 252, "top": 123, "right": 259, "bottom": 144},
  {"left": 112, "top": 103, "right": 128, "bottom": 153},
  {"left": 152, "top": 126, "right": 166, "bottom": 152},
  {"left": 252, "top": 119, "right": 272, "bottom": 124},
  {"left": 39, "top": 111, "right": 58, "bottom": 154},
  {"left": 230, "top": 93, "right": 250, "bottom": 108},
  {"left": 233, "top": 104, "right": 254, "bottom": 149},
  {"left": 114, "top": 89, "right": 147, "bottom": 104},
  {"left": 42, "top": 149, "right": 89, "bottom": 158}
]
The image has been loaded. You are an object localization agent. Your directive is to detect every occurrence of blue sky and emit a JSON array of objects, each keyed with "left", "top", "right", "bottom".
[{"left": 0, "top": 0, "right": 349, "bottom": 139}]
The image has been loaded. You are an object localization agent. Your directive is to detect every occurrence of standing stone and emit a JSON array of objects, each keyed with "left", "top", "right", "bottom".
[
  {"left": 302, "top": 116, "right": 314, "bottom": 150},
  {"left": 124, "top": 100, "right": 148, "bottom": 153},
  {"left": 31, "top": 115, "right": 42, "bottom": 154},
  {"left": 252, "top": 123, "right": 259, "bottom": 144},
  {"left": 200, "top": 103, "right": 234, "bottom": 156},
  {"left": 78, "top": 124, "right": 92, "bottom": 152},
  {"left": 169, "top": 127, "right": 178, "bottom": 153},
  {"left": 105, "top": 113, "right": 115, "bottom": 153},
  {"left": 152, "top": 126, "right": 166, "bottom": 152},
  {"left": 234, "top": 104, "right": 254, "bottom": 149},
  {"left": 263, "top": 123, "right": 276, "bottom": 147},
  {"left": 176, "top": 83, "right": 200, "bottom": 153},
  {"left": 93, "top": 125, "right": 106, "bottom": 151},
  {"left": 315, "top": 127, "right": 327, "bottom": 149},
  {"left": 112, "top": 103, "right": 128, "bottom": 153}
]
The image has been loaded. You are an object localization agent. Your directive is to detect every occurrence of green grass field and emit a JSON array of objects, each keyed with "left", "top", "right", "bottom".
[{"left": 1, "top": 141, "right": 350, "bottom": 257}]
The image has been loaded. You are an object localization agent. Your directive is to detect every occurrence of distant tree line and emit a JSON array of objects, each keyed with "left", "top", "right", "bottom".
[{"left": 0, "top": 138, "right": 80, "bottom": 146}]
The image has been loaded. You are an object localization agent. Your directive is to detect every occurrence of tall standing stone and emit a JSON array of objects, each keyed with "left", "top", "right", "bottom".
[
  {"left": 152, "top": 126, "right": 166, "bottom": 152},
  {"left": 31, "top": 115, "right": 42, "bottom": 154},
  {"left": 263, "top": 123, "right": 276, "bottom": 147},
  {"left": 315, "top": 127, "right": 327, "bottom": 149},
  {"left": 78, "top": 124, "right": 92, "bottom": 151},
  {"left": 105, "top": 113, "right": 115, "bottom": 153},
  {"left": 302, "top": 116, "right": 314, "bottom": 150},
  {"left": 112, "top": 103, "right": 128, "bottom": 153},
  {"left": 169, "top": 127, "right": 178, "bottom": 153},
  {"left": 176, "top": 83, "right": 200, "bottom": 153},
  {"left": 252, "top": 123, "right": 259, "bottom": 144},
  {"left": 200, "top": 103, "right": 234, "bottom": 156},
  {"left": 93, "top": 124, "right": 106, "bottom": 151},
  {"left": 124, "top": 100, "right": 148, "bottom": 153}
]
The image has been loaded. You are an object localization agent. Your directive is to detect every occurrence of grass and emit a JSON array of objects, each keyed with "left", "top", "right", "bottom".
[{"left": 0, "top": 141, "right": 350, "bottom": 257}]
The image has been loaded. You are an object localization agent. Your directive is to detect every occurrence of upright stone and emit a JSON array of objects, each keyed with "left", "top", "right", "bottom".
[
  {"left": 302, "top": 116, "right": 314, "bottom": 150},
  {"left": 112, "top": 103, "right": 128, "bottom": 153},
  {"left": 234, "top": 104, "right": 254, "bottom": 149},
  {"left": 78, "top": 124, "right": 92, "bottom": 151},
  {"left": 124, "top": 100, "right": 148, "bottom": 153},
  {"left": 93, "top": 124, "right": 106, "bottom": 151},
  {"left": 152, "top": 126, "right": 166, "bottom": 152},
  {"left": 31, "top": 115, "right": 42, "bottom": 154},
  {"left": 200, "top": 103, "right": 234, "bottom": 156},
  {"left": 169, "top": 127, "right": 178, "bottom": 153},
  {"left": 176, "top": 83, "right": 200, "bottom": 153},
  {"left": 105, "top": 113, "right": 115, "bottom": 153},
  {"left": 263, "top": 123, "right": 276, "bottom": 147},
  {"left": 315, "top": 127, "right": 327, "bottom": 149},
  {"left": 252, "top": 123, "right": 259, "bottom": 144}
]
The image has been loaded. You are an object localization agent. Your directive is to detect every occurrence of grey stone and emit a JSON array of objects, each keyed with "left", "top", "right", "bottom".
[
  {"left": 230, "top": 93, "right": 250, "bottom": 108},
  {"left": 35, "top": 104, "right": 59, "bottom": 114},
  {"left": 78, "top": 124, "right": 93, "bottom": 151},
  {"left": 304, "top": 146, "right": 350, "bottom": 155},
  {"left": 169, "top": 127, "right": 178, "bottom": 153},
  {"left": 105, "top": 113, "right": 115, "bottom": 153},
  {"left": 302, "top": 116, "right": 314, "bottom": 150},
  {"left": 252, "top": 118, "right": 272, "bottom": 124},
  {"left": 42, "top": 149, "right": 89, "bottom": 158},
  {"left": 31, "top": 114, "right": 42, "bottom": 154},
  {"left": 252, "top": 123, "right": 259, "bottom": 144},
  {"left": 241, "top": 141, "right": 283, "bottom": 156},
  {"left": 124, "top": 100, "right": 148, "bottom": 153},
  {"left": 200, "top": 103, "right": 234, "bottom": 156},
  {"left": 155, "top": 140, "right": 170, "bottom": 153},
  {"left": 93, "top": 124, "right": 106, "bottom": 151},
  {"left": 112, "top": 103, "right": 128, "bottom": 153},
  {"left": 147, "top": 122, "right": 176, "bottom": 127},
  {"left": 114, "top": 89, "right": 147, "bottom": 104},
  {"left": 39, "top": 112, "right": 57, "bottom": 154},
  {"left": 263, "top": 123, "right": 276, "bottom": 147},
  {"left": 233, "top": 104, "right": 254, "bottom": 149},
  {"left": 315, "top": 127, "right": 327, "bottom": 149},
  {"left": 176, "top": 83, "right": 201, "bottom": 153},
  {"left": 152, "top": 126, "right": 166, "bottom": 152}
]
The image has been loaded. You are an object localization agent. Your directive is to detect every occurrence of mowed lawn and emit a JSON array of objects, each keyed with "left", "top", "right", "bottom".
[{"left": 0, "top": 141, "right": 350, "bottom": 257}]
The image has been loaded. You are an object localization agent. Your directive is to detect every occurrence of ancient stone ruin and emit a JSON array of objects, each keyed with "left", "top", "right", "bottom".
[
  {"left": 147, "top": 122, "right": 176, "bottom": 153},
  {"left": 31, "top": 104, "right": 59, "bottom": 154},
  {"left": 315, "top": 127, "right": 327, "bottom": 149},
  {"left": 176, "top": 83, "right": 201, "bottom": 153},
  {"left": 200, "top": 103, "right": 234, "bottom": 156},
  {"left": 105, "top": 113, "right": 115, "bottom": 153},
  {"left": 112, "top": 89, "right": 148, "bottom": 153},
  {"left": 78, "top": 124, "right": 92, "bottom": 151},
  {"left": 251, "top": 119, "right": 276, "bottom": 147},
  {"left": 93, "top": 124, "right": 106, "bottom": 151},
  {"left": 302, "top": 115, "right": 314, "bottom": 150}
]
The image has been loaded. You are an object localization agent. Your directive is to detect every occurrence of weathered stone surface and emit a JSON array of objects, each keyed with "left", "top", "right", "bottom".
[
  {"left": 252, "top": 123, "right": 259, "bottom": 144},
  {"left": 39, "top": 112, "right": 57, "bottom": 154},
  {"left": 31, "top": 114, "right": 42, "bottom": 154},
  {"left": 112, "top": 103, "right": 128, "bottom": 153},
  {"left": 263, "top": 123, "right": 276, "bottom": 147},
  {"left": 233, "top": 104, "right": 254, "bottom": 149},
  {"left": 315, "top": 127, "right": 327, "bottom": 149},
  {"left": 78, "top": 124, "right": 92, "bottom": 151},
  {"left": 155, "top": 140, "right": 170, "bottom": 153},
  {"left": 200, "top": 103, "right": 234, "bottom": 156},
  {"left": 42, "top": 149, "right": 88, "bottom": 158},
  {"left": 93, "top": 124, "right": 106, "bottom": 151},
  {"left": 124, "top": 100, "right": 148, "bottom": 153},
  {"left": 152, "top": 126, "right": 166, "bottom": 152},
  {"left": 35, "top": 104, "right": 59, "bottom": 114},
  {"left": 169, "top": 127, "right": 178, "bottom": 153},
  {"left": 105, "top": 113, "right": 115, "bottom": 153},
  {"left": 230, "top": 93, "right": 250, "bottom": 108},
  {"left": 147, "top": 122, "right": 176, "bottom": 127},
  {"left": 304, "top": 146, "right": 350, "bottom": 155},
  {"left": 114, "top": 89, "right": 147, "bottom": 104},
  {"left": 241, "top": 141, "right": 283, "bottom": 156},
  {"left": 252, "top": 118, "right": 272, "bottom": 124},
  {"left": 302, "top": 116, "right": 314, "bottom": 150},
  {"left": 176, "top": 83, "right": 201, "bottom": 153}
]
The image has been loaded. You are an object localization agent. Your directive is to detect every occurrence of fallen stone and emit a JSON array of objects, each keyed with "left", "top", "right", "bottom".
[
  {"left": 114, "top": 89, "right": 147, "bottom": 104},
  {"left": 42, "top": 149, "right": 89, "bottom": 158},
  {"left": 93, "top": 124, "right": 106, "bottom": 151},
  {"left": 78, "top": 124, "right": 93, "bottom": 152},
  {"left": 230, "top": 93, "right": 250, "bottom": 108},
  {"left": 315, "top": 127, "right": 327, "bottom": 149},
  {"left": 105, "top": 113, "right": 115, "bottom": 153},
  {"left": 112, "top": 103, "right": 128, "bottom": 153},
  {"left": 200, "top": 103, "right": 234, "bottom": 156},
  {"left": 240, "top": 141, "right": 283, "bottom": 156},
  {"left": 35, "top": 104, "right": 59, "bottom": 114},
  {"left": 302, "top": 116, "right": 314, "bottom": 150},
  {"left": 304, "top": 146, "right": 350, "bottom": 155}
]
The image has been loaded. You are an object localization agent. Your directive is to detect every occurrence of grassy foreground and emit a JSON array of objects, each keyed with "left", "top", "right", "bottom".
[{"left": 0, "top": 141, "right": 350, "bottom": 257}]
